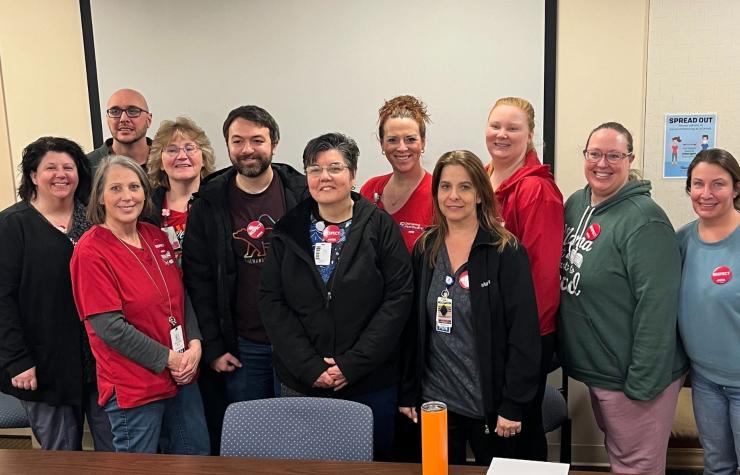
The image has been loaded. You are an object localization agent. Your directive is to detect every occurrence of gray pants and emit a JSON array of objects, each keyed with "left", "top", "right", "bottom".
[{"left": 20, "top": 383, "right": 113, "bottom": 451}]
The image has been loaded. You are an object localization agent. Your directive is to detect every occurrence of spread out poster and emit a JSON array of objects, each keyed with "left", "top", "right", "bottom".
[{"left": 663, "top": 113, "right": 717, "bottom": 178}]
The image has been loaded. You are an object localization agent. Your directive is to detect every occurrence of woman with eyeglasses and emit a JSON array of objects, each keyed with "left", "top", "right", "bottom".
[
  {"left": 559, "top": 122, "right": 688, "bottom": 474},
  {"left": 0, "top": 137, "right": 112, "bottom": 451},
  {"left": 144, "top": 117, "right": 221, "bottom": 452},
  {"left": 260, "top": 133, "right": 413, "bottom": 461},
  {"left": 360, "top": 95, "right": 433, "bottom": 252},
  {"left": 484, "top": 97, "right": 563, "bottom": 460},
  {"left": 146, "top": 117, "right": 216, "bottom": 263},
  {"left": 398, "top": 150, "right": 540, "bottom": 465},
  {"left": 677, "top": 149, "right": 740, "bottom": 475},
  {"left": 71, "top": 156, "right": 209, "bottom": 454}
]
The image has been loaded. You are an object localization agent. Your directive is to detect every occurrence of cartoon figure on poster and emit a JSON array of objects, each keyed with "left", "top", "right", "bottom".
[
  {"left": 663, "top": 114, "right": 716, "bottom": 179},
  {"left": 671, "top": 136, "right": 681, "bottom": 166}
]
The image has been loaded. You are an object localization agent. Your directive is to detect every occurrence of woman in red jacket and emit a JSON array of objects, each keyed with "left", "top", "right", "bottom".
[{"left": 485, "top": 97, "right": 564, "bottom": 460}]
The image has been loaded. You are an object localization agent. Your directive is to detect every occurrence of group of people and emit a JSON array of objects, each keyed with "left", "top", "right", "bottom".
[{"left": 0, "top": 88, "right": 737, "bottom": 475}]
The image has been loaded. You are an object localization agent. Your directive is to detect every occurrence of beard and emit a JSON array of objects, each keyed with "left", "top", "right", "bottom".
[{"left": 231, "top": 152, "right": 272, "bottom": 178}]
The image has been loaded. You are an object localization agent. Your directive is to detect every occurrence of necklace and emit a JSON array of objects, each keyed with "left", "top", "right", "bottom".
[{"left": 110, "top": 229, "right": 176, "bottom": 327}]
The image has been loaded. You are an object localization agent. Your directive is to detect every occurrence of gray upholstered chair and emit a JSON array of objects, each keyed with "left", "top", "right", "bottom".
[
  {"left": 0, "top": 391, "right": 28, "bottom": 430},
  {"left": 220, "top": 397, "right": 373, "bottom": 461}
]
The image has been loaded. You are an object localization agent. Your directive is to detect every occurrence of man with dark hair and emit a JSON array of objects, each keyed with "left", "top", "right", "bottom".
[
  {"left": 183, "top": 105, "right": 307, "bottom": 409},
  {"left": 87, "top": 88, "right": 153, "bottom": 170}
]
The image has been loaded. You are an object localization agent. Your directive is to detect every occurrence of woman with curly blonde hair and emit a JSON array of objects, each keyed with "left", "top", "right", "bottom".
[{"left": 146, "top": 117, "right": 216, "bottom": 261}]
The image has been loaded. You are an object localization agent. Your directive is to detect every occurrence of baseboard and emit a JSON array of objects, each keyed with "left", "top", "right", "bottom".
[{"left": 666, "top": 448, "right": 703, "bottom": 470}]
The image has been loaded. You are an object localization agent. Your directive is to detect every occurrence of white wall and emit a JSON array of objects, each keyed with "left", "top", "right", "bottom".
[{"left": 90, "top": 0, "right": 545, "bottom": 182}]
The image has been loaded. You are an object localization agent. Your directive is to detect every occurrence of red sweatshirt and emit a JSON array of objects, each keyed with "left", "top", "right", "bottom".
[{"left": 487, "top": 150, "right": 564, "bottom": 336}]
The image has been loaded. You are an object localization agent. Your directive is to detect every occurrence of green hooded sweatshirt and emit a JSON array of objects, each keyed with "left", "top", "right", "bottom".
[{"left": 559, "top": 179, "right": 688, "bottom": 400}]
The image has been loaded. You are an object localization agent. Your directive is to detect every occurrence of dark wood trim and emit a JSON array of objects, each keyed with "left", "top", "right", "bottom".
[
  {"left": 79, "top": 0, "right": 103, "bottom": 148},
  {"left": 544, "top": 0, "right": 557, "bottom": 172}
]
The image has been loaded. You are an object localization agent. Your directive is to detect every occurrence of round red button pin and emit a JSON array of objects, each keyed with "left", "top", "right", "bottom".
[
  {"left": 585, "top": 223, "right": 601, "bottom": 241},
  {"left": 458, "top": 271, "right": 470, "bottom": 290},
  {"left": 246, "top": 220, "right": 265, "bottom": 239},
  {"left": 323, "top": 225, "right": 342, "bottom": 243},
  {"left": 711, "top": 265, "right": 732, "bottom": 284}
]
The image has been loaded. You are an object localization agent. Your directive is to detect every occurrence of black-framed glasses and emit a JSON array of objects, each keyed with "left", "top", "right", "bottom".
[
  {"left": 106, "top": 106, "right": 149, "bottom": 118},
  {"left": 305, "top": 163, "right": 350, "bottom": 177},
  {"left": 583, "top": 150, "right": 633, "bottom": 163},
  {"left": 163, "top": 144, "right": 200, "bottom": 156}
]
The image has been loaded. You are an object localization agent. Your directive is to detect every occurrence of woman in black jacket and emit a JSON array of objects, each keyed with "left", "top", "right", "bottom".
[
  {"left": 260, "top": 132, "right": 413, "bottom": 461},
  {"left": 398, "top": 150, "right": 540, "bottom": 465},
  {"left": 0, "top": 137, "right": 112, "bottom": 450}
]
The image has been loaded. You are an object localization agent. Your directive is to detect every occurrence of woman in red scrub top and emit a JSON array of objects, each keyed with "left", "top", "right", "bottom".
[{"left": 71, "top": 155, "right": 208, "bottom": 454}]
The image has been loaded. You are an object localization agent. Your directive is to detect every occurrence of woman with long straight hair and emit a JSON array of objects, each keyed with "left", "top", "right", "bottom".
[{"left": 399, "top": 150, "right": 540, "bottom": 465}]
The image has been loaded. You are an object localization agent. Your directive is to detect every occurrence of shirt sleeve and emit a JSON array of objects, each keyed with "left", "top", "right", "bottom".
[
  {"left": 622, "top": 220, "right": 682, "bottom": 400},
  {"left": 87, "top": 311, "right": 169, "bottom": 373},
  {"left": 0, "top": 217, "right": 35, "bottom": 378}
]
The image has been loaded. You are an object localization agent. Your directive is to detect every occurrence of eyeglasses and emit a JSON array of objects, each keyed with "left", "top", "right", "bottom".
[
  {"left": 163, "top": 144, "right": 200, "bottom": 156},
  {"left": 583, "top": 150, "right": 633, "bottom": 163},
  {"left": 106, "top": 107, "right": 149, "bottom": 118},
  {"left": 305, "top": 163, "right": 350, "bottom": 177}
]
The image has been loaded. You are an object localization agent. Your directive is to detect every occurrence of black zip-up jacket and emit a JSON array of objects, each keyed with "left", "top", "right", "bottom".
[
  {"left": 259, "top": 194, "right": 413, "bottom": 397},
  {"left": 182, "top": 163, "right": 307, "bottom": 364},
  {"left": 400, "top": 227, "right": 541, "bottom": 422}
]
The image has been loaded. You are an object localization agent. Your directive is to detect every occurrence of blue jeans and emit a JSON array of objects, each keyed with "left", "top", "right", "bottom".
[
  {"left": 691, "top": 370, "right": 740, "bottom": 475},
  {"left": 104, "top": 384, "right": 209, "bottom": 454},
  {"left": 224, "top": 338, "right": 279, "bottom": 403}
]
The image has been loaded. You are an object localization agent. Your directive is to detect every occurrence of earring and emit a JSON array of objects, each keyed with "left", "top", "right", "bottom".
[
  {"left": 351, "top": 185, "right": 356, "bottom": 191},
  {"left": 381, "top": 150, "right": 386, "bottom": 156},
  {"left": 421, "top": 149, "right": 425, "bottom": 154}
]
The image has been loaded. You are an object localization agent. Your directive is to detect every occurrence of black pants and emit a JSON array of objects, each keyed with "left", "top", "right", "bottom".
[
  {"left": 448, "top": 411, "right": 517, "bottom": 465},
  {"left": 197, "top": 365, "right": 227, "bottom": 455},
  {"left": 514, "top": 332, "right": 556, "bottom": 461}
]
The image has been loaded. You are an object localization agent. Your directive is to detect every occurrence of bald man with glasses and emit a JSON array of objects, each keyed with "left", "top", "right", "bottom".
[{"left": 87, "top": 88, "right": 153, "bottom": 170}]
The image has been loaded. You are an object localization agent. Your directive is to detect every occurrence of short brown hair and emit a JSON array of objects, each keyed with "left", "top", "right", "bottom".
[
  {"left": 87, "top": 155, "right": 153, "bottom": 224},
  {"left": 686, "top": 148, "right": 740, "bottom": 210},
  {"left": 147, "top": 117, "right": 216, "bottom": 189}
]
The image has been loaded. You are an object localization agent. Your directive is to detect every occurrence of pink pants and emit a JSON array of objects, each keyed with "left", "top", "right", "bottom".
[{"left": 589, "top": 376, "right": 684, "bottom": 474}]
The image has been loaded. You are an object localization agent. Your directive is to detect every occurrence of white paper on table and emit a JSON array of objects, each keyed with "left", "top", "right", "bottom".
[{"left": 487, "top": 457, "right": 570, "bottom": 475}]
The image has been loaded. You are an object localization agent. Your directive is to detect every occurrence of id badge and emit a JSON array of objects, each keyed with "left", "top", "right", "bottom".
[
  {"left": 435, "top": 296, "right": 453, "bottom": 333},
  {"left": 162, "top": 226, "right": 181, "bottom": 250},
  {"left": 314, "top": 242, "right": 332, "bottom": 266},
  {"left": 170, "top": 324, "right": 185, "bottom": 353}
]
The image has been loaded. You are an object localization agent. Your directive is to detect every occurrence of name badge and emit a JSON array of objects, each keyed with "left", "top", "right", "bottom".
[
  {"left": 170, "top": 324, "right": 185, "bottom": 353},
  {"left": 161, "top": 226, "right": 181, "bottom": 250},
  {"left": 435, "top": 295, "right": 453, "bottom": 333},
  {"left": 314, "top": 242, "right": 332, "bottom": 266}
]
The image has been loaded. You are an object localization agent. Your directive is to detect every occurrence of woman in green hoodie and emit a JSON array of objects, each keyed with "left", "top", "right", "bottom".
[{"left": 559, "top": 122, "right": 688, "bottom": 475}]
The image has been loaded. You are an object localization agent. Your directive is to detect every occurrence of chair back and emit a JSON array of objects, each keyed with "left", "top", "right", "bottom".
[
  {"left": 220, "top": 397, "right": 373, "bottom": 461},
  {"left": 0, "top": 391, "right": 29, "bottom": 429}
]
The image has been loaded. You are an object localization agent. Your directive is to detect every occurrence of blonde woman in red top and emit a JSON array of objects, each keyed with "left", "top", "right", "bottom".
[{"left": 485, "top": 97, "right": 564, "bottom": 460}]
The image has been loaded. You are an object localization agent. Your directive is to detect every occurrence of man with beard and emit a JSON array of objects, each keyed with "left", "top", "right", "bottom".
[
  {"left": 183, "top": 106, "right": 306, "bottom": 427},
  {"left": 87, "top": 88, "right": 153, "bottom": 170}
]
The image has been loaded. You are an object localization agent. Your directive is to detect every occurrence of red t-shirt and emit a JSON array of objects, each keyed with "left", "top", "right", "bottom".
[
  {"left": 71, "top": 222, "right": 184, "bottom": 408},
  {"left": 360, "top": 172, "right": 433, "bottom": 252}
]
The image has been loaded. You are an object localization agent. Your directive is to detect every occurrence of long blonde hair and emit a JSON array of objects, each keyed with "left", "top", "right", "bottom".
[{"left": 417, "top": 150, "right": 516, "bottom": 266}]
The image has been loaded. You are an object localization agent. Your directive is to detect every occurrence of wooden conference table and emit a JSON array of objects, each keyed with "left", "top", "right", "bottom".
[{"left": 0, "top": 449, "right": 619, "bottom": 475}]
